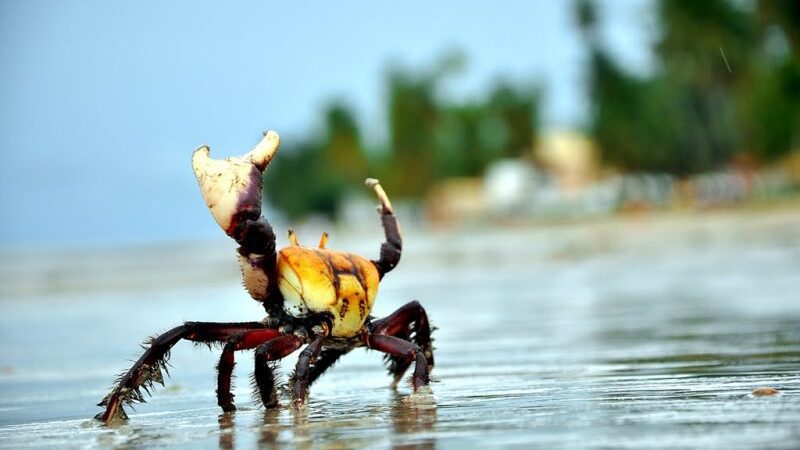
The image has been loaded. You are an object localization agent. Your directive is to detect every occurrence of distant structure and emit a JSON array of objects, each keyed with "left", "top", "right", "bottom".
[
  {"left": 420, "top": 130, "right": 800, "bottom": 225},
  {"left": 535, "top": 131, "right": 599, "bottom": 192}
]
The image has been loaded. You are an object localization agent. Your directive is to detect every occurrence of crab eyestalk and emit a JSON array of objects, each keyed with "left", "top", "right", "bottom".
[
  {"left": 318, "top": 232, "right": 329, "bottom": 249},
  {"left": 287, "top": 229, "right": 300, "bottom": 246},
  {"left": 192, "top": 131, "right": 280, "bottom": 240}
]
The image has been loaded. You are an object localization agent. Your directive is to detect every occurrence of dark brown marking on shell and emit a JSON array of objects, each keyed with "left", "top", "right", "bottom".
[
  {"left": 343, "top": 253, "right": 369, "bottom": 294},
  {"left": 320, "top": 251, "right": 341, "bottom": 293},
  {"left": 339, "top": 298, "right": 350, "bottom": 319},
  {"left": 358, "top": 296, "right": 367, "bottom": 320},
  {"left": 325, "top": 252, "right": 365, "bottom": 300}
]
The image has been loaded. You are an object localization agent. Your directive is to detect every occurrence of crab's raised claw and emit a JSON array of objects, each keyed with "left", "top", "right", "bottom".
[{"left": 192, "top": 131, "right": 280, "bottom": 239}]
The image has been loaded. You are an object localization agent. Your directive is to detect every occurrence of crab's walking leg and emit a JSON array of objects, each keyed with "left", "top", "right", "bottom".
[
  {"left": 253, "top": 335, "right": 304, "bottom": 408},
  {"left": 215, "top": 328, "right": 289, "bottom": 412},
  {"left": 369, "top": 301, "right": 435, "bottom": 387},
  {"left": 366, "top": 178, "right": 402, "bottom": 278},
  {"left": 96, "top": 322, "right": 277, "bottom": 423},
  {"left": 291, "top": 336, "right": 325, "bottom": 407},
  {"left": 217, "top": 344, "right": 237, "bottom": 411},
  {"left": 365, "top": 334, "right": 430, "bottom": 391}
]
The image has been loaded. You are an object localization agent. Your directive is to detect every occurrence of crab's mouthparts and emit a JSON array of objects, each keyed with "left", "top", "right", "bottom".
[{"left": 191, "top": 131, "right": 281, "bottom": 236}]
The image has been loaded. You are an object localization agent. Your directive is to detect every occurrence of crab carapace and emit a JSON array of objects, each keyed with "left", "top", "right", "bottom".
[{"left": 95, "top": 131, "right": 434, "bottom": 423}]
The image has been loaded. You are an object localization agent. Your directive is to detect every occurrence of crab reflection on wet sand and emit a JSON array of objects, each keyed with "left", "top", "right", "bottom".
[
  {"left": 254, "top": 394, "right": 437, "bottom": 449},
  {"left": 95, "top": 131, "right": 435, "bottom": 423}
]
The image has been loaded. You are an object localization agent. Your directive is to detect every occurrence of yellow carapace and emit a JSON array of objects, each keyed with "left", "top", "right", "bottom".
[{"left": 278, "top": 241, "right": 380, "bottom": 338}]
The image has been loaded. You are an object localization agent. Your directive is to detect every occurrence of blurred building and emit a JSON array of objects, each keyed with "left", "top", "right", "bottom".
[
  {"left": 426, "top": 177, "right": 487, "bottom": 224},
  {"left": 426, "top": 130, "right": 615, "bottom": 223},
  {"left": 534, "top": 130, "right": 600, "bottom": 191},
  {"left": 417, "top": 133, "right": 800, "bottom": 225}
]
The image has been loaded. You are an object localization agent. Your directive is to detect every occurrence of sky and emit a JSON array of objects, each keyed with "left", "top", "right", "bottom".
[{"left": 0, "top": 0, "right": 653, "bottom": 247}]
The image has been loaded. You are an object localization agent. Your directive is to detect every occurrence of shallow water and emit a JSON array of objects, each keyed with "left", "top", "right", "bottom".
[{"left": 1, "top": 212, "right": 799, "bottom": 449}]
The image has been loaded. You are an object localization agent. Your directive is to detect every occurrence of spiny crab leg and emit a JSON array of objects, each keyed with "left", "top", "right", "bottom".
[{"left": 192, "top": 131, "right": 280, "bottom": 239}]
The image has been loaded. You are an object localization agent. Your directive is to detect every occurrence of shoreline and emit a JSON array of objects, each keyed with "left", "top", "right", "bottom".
[{"left": 2, "top": 203, "right": 799, "bottom": 299}]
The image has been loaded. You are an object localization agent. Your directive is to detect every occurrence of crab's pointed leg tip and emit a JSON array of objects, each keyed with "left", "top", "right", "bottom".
[{"left": 365, "top": 178, "right": 380, "bottom": 189}]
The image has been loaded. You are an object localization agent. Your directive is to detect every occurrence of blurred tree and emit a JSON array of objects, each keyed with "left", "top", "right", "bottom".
[
  {"left": 756, "top": 0, "right": 800, "bottom": 51},
  {"left": 656, "top": 0, "right": 753, "bottom": 172},
  {"left": 384, "top": 53, "right": 463, "bottom": 197},
  {"left": 265, "top": 53, "right": 540, "bottom": 219},
  {"left": 575, "top": 0, "right": 800, "bottom": 174},
  {"left": 322, "top": 102, "right": 368, "bottom": 186},
  {"left": 385, "top": 53, "right": 539, "bottom": 197},
  {"left": 263, "top": 138, "right": 341, "bottom": 221},
  {"left": 488, "top": 82, "right": 540, "bottom": 159},
  {"left": 744, "top": 0, "right": 800, "bottom": 161},
  {"left": 263, "top": 101, "right": 365, "bottom": 221},
  {"left": 576, "top": 0, "right": 683, "bottom": 173},
  {"left": 435, "top": 83, "right": 539, "bottom": 178},
  {"left": 436, "top": 103, "right": 498, "bottom": 178}
]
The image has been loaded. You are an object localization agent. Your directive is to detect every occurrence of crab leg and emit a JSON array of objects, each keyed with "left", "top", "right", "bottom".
[
  {"left": 216, "top": 343, "right": 237, "bottom": 411},
  {"left": 365, "top": 178, "right": 402, "bottom": 278},
  {"left": 96, "top": 322, "right": 277, "bottom": 423},
  {"left": 365, "top": 334, "right": 430, "bottom": 391},
  {"left": 215, "top": 328, "right": 289, "bottom": 411},
  {"left": 291, "top": 336, "right": 326, "bottom": 407},
  {"left": 369, "top": 300, "right": 435, "bottom": 387},
  {"left": 253, "top": 335, "right": 305, "bottom": 407}
]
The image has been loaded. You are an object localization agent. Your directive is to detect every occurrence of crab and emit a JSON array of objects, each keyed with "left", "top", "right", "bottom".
[{"left": 95, "top": 131, "right": 435, "bottom": 423}]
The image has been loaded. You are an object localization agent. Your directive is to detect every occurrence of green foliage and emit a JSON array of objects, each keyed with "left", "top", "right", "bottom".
[
  {"left": 265, "top": 55, "right": 540, "bottom": 219},
  {"left": 578, "top": 0, "right": 800, "bottom": 174},
  {"left": 263, "top": 138, "right": 344, "bottom": 221},
  {"left": 383, "top": 64, "right": 444, "bottom": 197},
  {"left": 744, "top": 60, "right": 800, "bottom": 160},
  {"left": 744, "top": 0, "right": 800, "bottom": 161},
  {"left": 263, "top": 101, "right": 362, "bottom": 221},
  {"left": 383, "top": 58, "right": 539, "bottom": 197}
]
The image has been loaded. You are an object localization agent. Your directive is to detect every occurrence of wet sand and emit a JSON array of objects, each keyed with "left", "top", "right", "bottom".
[{"left": 1, "top": 208, "right": 799, "bottom": 448}]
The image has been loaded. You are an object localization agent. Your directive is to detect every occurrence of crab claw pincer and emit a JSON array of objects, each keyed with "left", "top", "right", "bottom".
[{"left": 191, "top": 131, "right": 280, "bottom": 240}]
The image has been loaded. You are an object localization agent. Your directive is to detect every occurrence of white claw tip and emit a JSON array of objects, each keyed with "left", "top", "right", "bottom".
[
  {"left": 247, "top": 131, "right": 281, "bottom": 169},
  {"left": 192, "top": 144, "right": 210, "bottom": 159},
  {"left": 191, "top": 131, "right": 279, "bottom": 234},
  {"left": 365, "top": 178, "right": 380, "bottom": 188}
]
